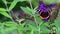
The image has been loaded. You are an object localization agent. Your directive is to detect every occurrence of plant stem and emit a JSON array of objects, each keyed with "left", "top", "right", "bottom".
[
  {"left": 4, "top": 0, "right": 17, "bottom": 24},
  {"left": 29, "top": 0, "right": 41, "bottom": 34},
  {"left": 29, "top": 0, "right": 38, "bottom": 26}
]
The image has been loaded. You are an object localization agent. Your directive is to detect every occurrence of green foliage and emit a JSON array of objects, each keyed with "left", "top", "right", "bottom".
[
  {"left": 55, "top": 19, "right": 60, "bottom": 34},
  {"left": 20, "top": 6, "right": 50, "bottom": 34},
  {"left": 20, "top": 7, "right": 34, "bottom": 17},
  {"left": 0, "top": 8, "right": 11, "bottom": 18},
  {"left": 0, "top": 0, "right": 60, "bottom": 34},
  {"left": 40, "top": 24, "right": 50, "bottom": 33},
  {"left": 0, "top": 21, "right": 17, "bottom": 34},
  {"left": 8, "top": 0, "right": 18, "bottom": 11},
  {"left": 32, "top": 0, "right": 39, "bottom": 7},
  {"left": 9, "top": 0, "right": 26, "bottom": 11}
]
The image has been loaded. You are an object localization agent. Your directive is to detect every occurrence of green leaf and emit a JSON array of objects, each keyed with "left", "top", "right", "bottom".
[
  {"left": 18, "top": 20, "right": 38, "bottom": 30},
  {"left": 9, "top": 0, "right": 26, "bottom": 11},
  {"left": 40, "top": 24, "right": 50, "bottom": 33},
  {"left": 32, "top": 0, "right": 39, "bottom": 7},
  {"left": 3, "top": 21, "right": 17, "bottom": 33},
  {"left": 34, "top": 15, "right": 43, "bottom": 26},
  {"left": 20, "top": 7, "right": 33, "bottom": 16},
  {"left": 30, "top": 30, "right": 34, "bottom": 34},
  {"left": 17, "top": 23, "right": 25, "bottom": 34},
  {"left": 27, "top": 0, "right": 39, "bottom": 7},
  {"left": 34, "top": 6, "right": 38, "bottom": 10},
  {"left": 0, "top": 12, "right": 11, "bottom": 18},
  {"left": 0, "top": 8, "right": 6, "bottom": 11},
  {"left": 9, "top": 0, "right": 18, "bottom": 11},
  {"left": 0, "top": 21, "right": 17, "bottom": 34},
  {"left": 3, "top": 21, "right": 17, "bottom": 27},
  {"left": 0, "top": 8, "right": 11, "bottom": 18},
  {"left": 54, "top": 19, "right": 60, "bottom": 34},
  {"left": 24, "top": 20, "right": 37, "bottom": 27},
  {"left": 18, "top": 23, "right": 25, "bottom": 30},
  {"left": 25, "top": 30, "right": 31, "bottom": 34}
]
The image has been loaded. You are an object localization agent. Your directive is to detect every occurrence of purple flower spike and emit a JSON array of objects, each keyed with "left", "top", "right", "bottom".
[
  {"left": 38, "top": 2, "right": 51, "bottom": 22},
  {"left": 39, "top": 3, "right": 48, "bottom": 12}
]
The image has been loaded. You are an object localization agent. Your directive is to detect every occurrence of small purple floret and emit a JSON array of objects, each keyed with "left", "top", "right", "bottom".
[
  {"left": 39, "top": 3, "right": 48, "bottom": 12},
  {"left": 38, "top": 2, "right": 57, "bottom": 22}
]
